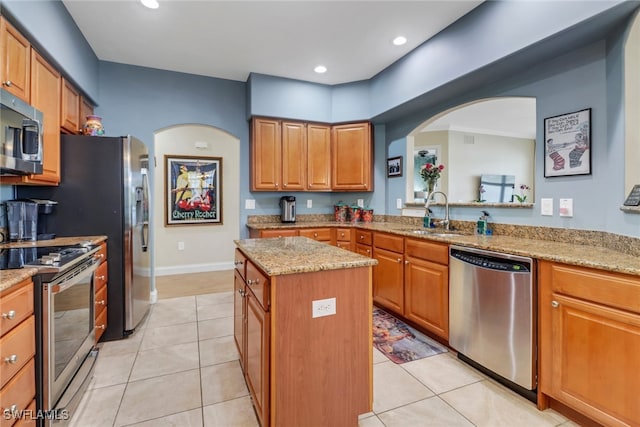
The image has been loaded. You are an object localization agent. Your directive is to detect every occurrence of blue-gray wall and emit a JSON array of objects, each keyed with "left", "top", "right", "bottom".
[{"left": 2, "top": 0, "right": 639, "bottom": 238}]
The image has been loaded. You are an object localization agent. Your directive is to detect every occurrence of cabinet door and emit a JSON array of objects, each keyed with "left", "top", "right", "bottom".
[
  {"left": 60, "top": 78, "right": 80, "bottom": 133},
  {"left": 28, "top": 50, "right": 60, "bottom": 184},
  {"left": 0, "top": 17, "right": 30, "bottom": 102},
  {"left": 544, "top": 293, "right": 640, "bottom": 427},
  {"left": 331, "top": 122, "right": 372, "bottom": 191},
  {"left": 404, "top": 256, "right": 448, "bottom": 339},
  {"left": 251, "top": 117, "right": 281, "bottom": 191},
  {"left": 79, "top": 96, "right": 93, "bottom": 131},
  {"left": 281, "top": 121, "right": 306, "bottom": 191},
  {"left": 245, "top": 291, "right": 270, "bottom": 427},
  {"left": 373, "top": 247, "right": 404, "bottom": 314},
  {"left": 307, "top": 123, "right": 331, "bottom": 190},
  {"left": 233, "top": 269, "right": 246, "bottom": 371}
]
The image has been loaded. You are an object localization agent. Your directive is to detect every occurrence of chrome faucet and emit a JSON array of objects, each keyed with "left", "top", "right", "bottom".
[{"left": 425, "top": 191, "right": 450, "bottom": 230}]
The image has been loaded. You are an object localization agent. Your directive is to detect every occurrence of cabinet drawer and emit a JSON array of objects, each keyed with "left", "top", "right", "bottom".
[
  {"left": 336, "top": 241, "right": 353, "bottom": 251},
  {"left": 544, "top": 262, "right": 640, "bottom": 313},
  {"left": 335, "top": 228, "right": 351, "bottom": 241},
  {"left": 246, "top": 261, "right": 270, "bottom": 310},
  {"left": 95, "top": 242, "right": 107, "bottom": 264},
  {"left": 1, "top": 280, "right": 33, "bottom": 336},
  {"left": 374, "top": 232, "right": 404, "bottom": 253},
  {"left": 95, "top": 285, "right": 107, "bottom": 313},
  {"left": 299, "top": 228, "right": 331, "bottom": 241},
  {"left": 355, "top": 244, "right": 372, "bottom": 258},
  {"left": 0, "top": 316, "right": 35, "bottom": 388},
  {"left": 234, "top": 249, "right": 247, "bottom": 280},
  {"left": 95, "top": 306, "right": 107, "bottom": 343},
  {"left": 94, "top": 261, "right": 108, "bottom": 293},
  {"left": 405, "top": 238, "right": 449, "bottom": 265},
  {"left": 0, "top": 358, "right": 35, "bottom": 427},
  {"left": 260, "top": 229, "right": 298, "bottom": 238},
  {"left": 355, "top": 230, "right": 372, "bottom": 246}
]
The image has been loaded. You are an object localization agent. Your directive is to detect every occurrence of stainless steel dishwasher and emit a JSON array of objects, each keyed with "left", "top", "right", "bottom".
[{"left": 449, "top": 245, "right": 536, "bottom": 401}]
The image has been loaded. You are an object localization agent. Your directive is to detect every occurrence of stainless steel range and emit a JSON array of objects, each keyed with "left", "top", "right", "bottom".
[{"left": 1, "top": 242, "right": 102, "bottom": 426}]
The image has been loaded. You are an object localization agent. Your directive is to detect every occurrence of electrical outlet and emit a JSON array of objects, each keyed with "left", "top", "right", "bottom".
[
  {"left": 357, "top": 199, "right": 364, "bottom": 208},
  {"left": 396, "top": 198, "right": 403, "bottom": 209},
  {"left": 312, "top": 297, "right": 336, "bottom": 318},
  {"left": 245, "top": 199, "right": 255, "bottom": 209},
  {"left": 307, "top": 199, "right": 312, "bottom": 208},
  {"left": 559, "top": 198, "right": 573, "bottom": 217},
  {"left": 178, "top": 241, "right": 185, "bottom": 250}
]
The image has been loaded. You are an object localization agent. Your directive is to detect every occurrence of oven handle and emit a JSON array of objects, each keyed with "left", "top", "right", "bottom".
[{"left": 50, "top": 257, "right": 101, "bottom": 294}]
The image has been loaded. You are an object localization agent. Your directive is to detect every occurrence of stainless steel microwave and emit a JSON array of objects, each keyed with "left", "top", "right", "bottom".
[{"left": 1, "top": 88, "right": 44, "bottom": 175}]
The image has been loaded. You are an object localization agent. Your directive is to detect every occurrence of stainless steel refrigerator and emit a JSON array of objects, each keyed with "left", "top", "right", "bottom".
[{"left": 19, "top": 135, "right": 151, "bottom": 341}]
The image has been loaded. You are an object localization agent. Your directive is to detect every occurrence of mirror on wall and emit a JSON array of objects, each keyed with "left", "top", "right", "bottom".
[{"left": 406, "top": 97, "right": 536, "bottom": 205}]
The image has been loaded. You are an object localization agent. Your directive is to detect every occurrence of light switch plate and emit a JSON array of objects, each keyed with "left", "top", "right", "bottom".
[
  {"left": 396, "top": 198, "right": 403, "bottom": 209},
  {"left": 541, "top": 198, "right": 553, "bottom": 216},
  {"left": 357, "top": 199, "right": 364, "bottom": 208},
  {"left": 245, "top": 199, "right": 255, "bottom": 209},
  {"left": 559, "top": 198, "right": 573, "bottom": 217},
  {"left": 306, "top": 199, "right": 312, "bottom": 208},
  {"left": 312, "top": 297, "right": 336, "bottom": 318}
]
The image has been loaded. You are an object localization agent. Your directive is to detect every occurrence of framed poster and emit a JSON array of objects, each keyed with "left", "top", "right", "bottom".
[
  {"left": 165, "top": 155, "right": 222, "bottom": 226},
  {"left": 387, "top": 156, "right": 403, "bottom": 177},
  {"left": 544, "top": 108, "right": 591, "bottom": 177}
]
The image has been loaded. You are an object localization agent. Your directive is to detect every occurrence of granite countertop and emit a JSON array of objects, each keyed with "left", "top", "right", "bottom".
[
  {"left": 247, "top": 221, "right": 640, "bottom": 277},
  {"left": 234, "top": 236, "right": 378, "bottom": 276},
  {"left": 0, "top": 235, "right": 108, "bottom": 293}
]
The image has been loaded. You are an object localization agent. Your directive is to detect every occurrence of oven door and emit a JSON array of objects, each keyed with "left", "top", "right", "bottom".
[{"left": 41, "top": 256, "right": 100, "bottom": 423}]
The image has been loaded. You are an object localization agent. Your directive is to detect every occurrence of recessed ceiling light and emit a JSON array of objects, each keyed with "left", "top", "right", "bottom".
[
  {"left": 141, "top": 0, "right": 159, "bottom": 9},
  {"left": 314, "top": 65, "right": 327, "bottom": 74},
  {"left": 393, "top": 36, "right": 407, "bottom": 46}
]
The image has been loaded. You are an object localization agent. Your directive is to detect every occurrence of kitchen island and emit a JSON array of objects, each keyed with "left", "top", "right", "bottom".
[{"left": 233, "top": 236, "right": 377, "bottom": 427}]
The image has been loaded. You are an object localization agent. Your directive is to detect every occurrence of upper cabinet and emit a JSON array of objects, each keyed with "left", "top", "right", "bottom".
[
  {"left": 61, "top": 78, "right": 80, "bottom": 134},
  {"left": 0, "top": 17, "right": 30, "bottom": 102},
  {"left": 332, "top": 122, "right": 372, "bottom": 191},
  {"left": 250, "top": 117, "right": 371, "bottom": 192}
]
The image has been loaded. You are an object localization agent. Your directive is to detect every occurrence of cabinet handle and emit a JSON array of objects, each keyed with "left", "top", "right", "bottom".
[
  {"left": 3, "top": 405, "right": 17, "bottom": 418},
  {"left": 3, "top": 80, "right": 12, "bottom": 87},
  {"left": 96, "top": 324, "right": 106, "bottom": 330},
  {"left": 397, "top": 258, "right": 402, "bottom": 263},
  {"left": 2, "top": 310, "right": 16, "bottom": 320},
  {"left": 4, "top": 354, "right": 18, "bottom": 364},
  {"left": 360, "top": 235, "right": 364, "bottom": 240},
  {"left": 96, "top": 300, "right": 106, "bottom": 306},
  {"left": 366, "top": 249, "right": 370, "bottom": 254},
  {"left": 405, "top": 260, "right": 409, "bottom": 265},
  {"left": 237, "top": 289, "right": 246, "bottom": 297},
  {"left": 96, "top": 275, "right": 106, "bottom": 281},
  {"left": 234, "top": 260, "right": 243, "bottom": 266},
  {"left": 551, "top": 300, "right": 559, "bottom": 308},
  {"left": 274, "top": 183, "right": 278, "bottom": 187},
  {"left": 247, "top": 278, "right": 260, "bottom": 285},
  {"left": 314, "top": 233, "right": 318, "bottom": 237},
  {"left": 283, "top": 183, "right": 287, "bottom": 187}
]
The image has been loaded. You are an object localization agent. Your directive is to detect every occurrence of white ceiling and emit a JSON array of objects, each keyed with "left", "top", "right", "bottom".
[{"left": 61, "top": 0, "right": 483, "bottom": 85}]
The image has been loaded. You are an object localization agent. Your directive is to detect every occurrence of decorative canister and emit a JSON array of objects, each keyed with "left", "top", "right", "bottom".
[
  {"left": 334, "top": 202, "right": 348, "bottom": 223},
  {"left": 361, "top": 208, "right": 374, "bottom": 223},
  {"left": 348, "top": 205, "right": 361, "bottom": 223},
  {"left": 83, "top": 115, "right": 105, "bottom": 136}
]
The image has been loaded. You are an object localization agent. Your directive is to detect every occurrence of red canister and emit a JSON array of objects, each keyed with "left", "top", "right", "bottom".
[{"left": 334, "top": 202, "right": 348, "bottom": 223}]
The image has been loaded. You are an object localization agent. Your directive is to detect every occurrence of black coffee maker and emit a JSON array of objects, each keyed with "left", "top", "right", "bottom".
[{"left": 31, "top": 199, "right": 57, "bottom": 240}]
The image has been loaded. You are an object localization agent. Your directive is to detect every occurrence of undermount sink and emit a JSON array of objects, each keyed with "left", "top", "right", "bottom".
[{"left": 411, "top": 229, "right": 465, "bottom": 237}]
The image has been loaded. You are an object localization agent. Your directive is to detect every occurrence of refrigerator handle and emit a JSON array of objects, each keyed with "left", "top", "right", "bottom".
[{"left": 141, "top": 221, "right": 148, "bottom": 252}]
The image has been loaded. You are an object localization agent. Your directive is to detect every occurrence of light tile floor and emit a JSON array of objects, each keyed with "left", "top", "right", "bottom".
[{"left": 71, "top": 290, "right": 579, "bottom": 427}]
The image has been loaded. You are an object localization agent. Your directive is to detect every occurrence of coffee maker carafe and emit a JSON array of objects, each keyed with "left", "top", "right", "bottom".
[{"left": 279, "top": 196, "right": 296, "bottom": 223}]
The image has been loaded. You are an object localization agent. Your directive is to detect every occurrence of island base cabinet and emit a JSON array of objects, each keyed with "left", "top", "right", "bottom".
[
  {"left": 539, "top": 261, "right": 640, "bottom": 427},
  {"left": 271, "top": 267, "right": 372, "bottom": 427}
]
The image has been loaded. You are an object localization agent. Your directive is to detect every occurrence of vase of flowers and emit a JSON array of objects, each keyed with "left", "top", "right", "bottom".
[
  {"left": 420, "top": 163, "right": 444, "bottom": 194},
  {"left": 514, "top": 184, "right": 530, "bottom": 203}
]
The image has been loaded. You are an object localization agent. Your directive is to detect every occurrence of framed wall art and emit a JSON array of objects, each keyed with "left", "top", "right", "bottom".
[
  {"left": 387, "top": 156, "right": 403, "bottom": 178},
  {"left": 165, "top": 155, "right": 222, "bottom": 226},
  {"left": 544, "top": 108, "right": 591, "bottom": 177}
]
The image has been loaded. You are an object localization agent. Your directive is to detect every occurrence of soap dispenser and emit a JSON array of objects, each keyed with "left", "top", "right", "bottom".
[
  {"left": 476, "top": 210, "right": 490, "bottom": 235},
  {"left": 423, "top": 208, "right": 433, "bottom": 228}
]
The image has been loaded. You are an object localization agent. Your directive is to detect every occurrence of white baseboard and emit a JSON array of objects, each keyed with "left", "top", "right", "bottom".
[{"left": 155, "top": 261, "right": 234, "bottom": 276}]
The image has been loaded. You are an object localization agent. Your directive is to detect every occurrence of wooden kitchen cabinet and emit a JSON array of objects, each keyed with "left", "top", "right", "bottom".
[
  {"left": 0, "top": 17, "right": 30, "bottom": 102},
  {"left": 281, "top": 121, "right": 306, "bottom": 191},
  {"left": 331, "top": 122, "right": 372, "bottom": 191},
  {"left": 79, "top": 96, "right": 94, "bottom": 130},
  {"left": 306, "top": 123, "right": 331, "bottom": 190},
  {"left": 373, "top": 232, "right": 405, "bottom": 314},
  {"left": 0, "top": 278, "right": 36, "bottom": 427},
  {"left": 298, "top": 227, "right": 332, "bottom": 243},
  {"left": 258, "top": 229, "right": 298, "bottom": 238},
  {"left": 404, "top": 239, "right": 449, "bottom": 340},
  {"left": 355, "top": 230, "right": 373, "bottom": 257},
  {"left": 94, "top": 242, "right": 108, "bottom": 343},
  {"left": 334, "top": 228, "right": 353, "bottom": 251},
  {"left": 252, "top": 117, "right": 282, "bottom": 190},
  {"left": 539, "top": 261, "right": 640, "bottom": 427},
  {"left": 61, "top": 77, "right": 80, "bottom": 133}
]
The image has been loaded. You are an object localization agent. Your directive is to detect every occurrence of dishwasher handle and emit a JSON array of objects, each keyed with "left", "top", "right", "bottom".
[{"left": 450, "top": 248, "right": 531, "bottom": 273}]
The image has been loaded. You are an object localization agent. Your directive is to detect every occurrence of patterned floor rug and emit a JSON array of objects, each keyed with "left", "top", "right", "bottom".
[{"left": 373, "top": 306, "right": 448, "bottom": 364}]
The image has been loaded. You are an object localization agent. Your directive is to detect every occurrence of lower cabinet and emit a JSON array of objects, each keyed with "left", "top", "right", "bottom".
[
  {"left": 539, "top": 261, "right": 640, "bottom": 427},
  {"left": 245, "top": 288, "right": 270, "bottom": 427},
  {"left": 298, "top": 227, "right": 332, "bottom": 243},
  {"left": 334, "top": 228, "right": 353, "bottom": 251},
  {"left": 372, "top": 233, "right": 405, "bottom": 315}
]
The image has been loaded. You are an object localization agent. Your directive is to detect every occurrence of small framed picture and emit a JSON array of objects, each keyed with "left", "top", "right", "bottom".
[
  {"left": 544, "top": 108, "right": 591, "bottom": 177},
  {"left": 387, "top": 156, "right": 403, "bottom": 178}
]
